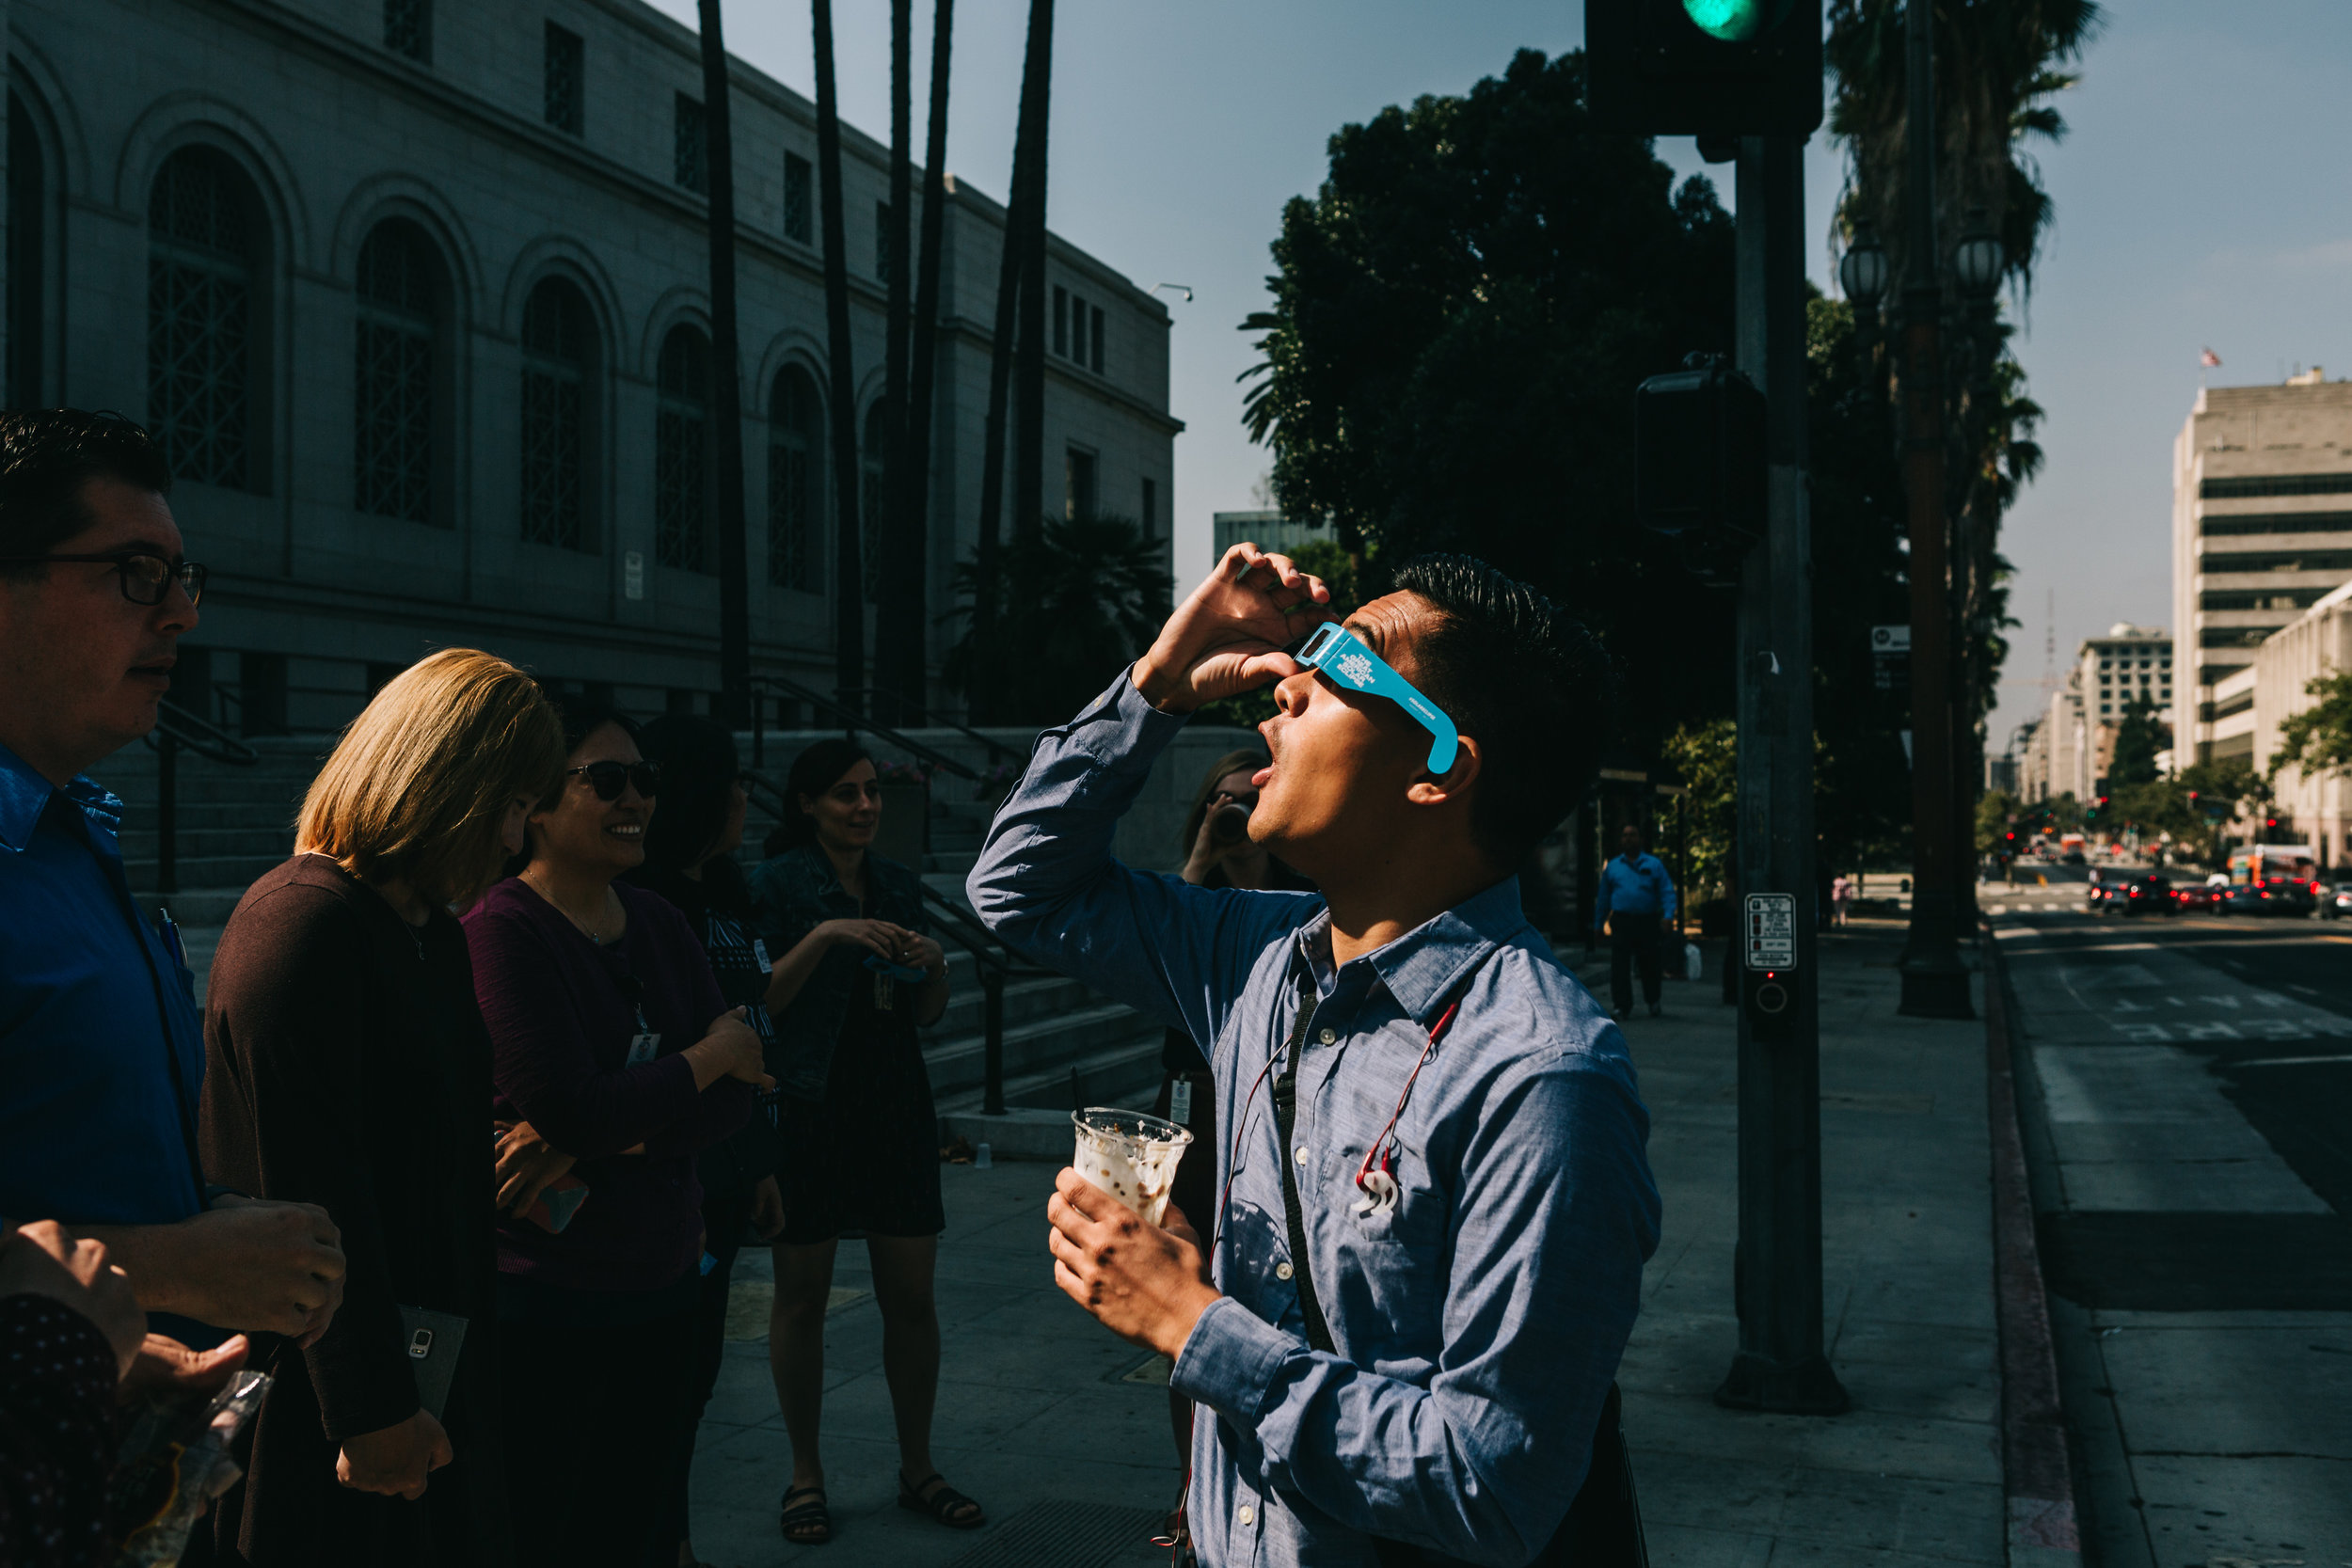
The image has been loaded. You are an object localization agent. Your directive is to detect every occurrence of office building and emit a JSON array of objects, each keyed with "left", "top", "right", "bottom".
[
  {"left": 2172, "top": 372, "right": 2352, "bottom": 762},
  {"left": 2253, "top": 580, "right": 2352, "bottom": 865},
  {"left": 1210, "top": 509, "right": 1335, "bottom": 570}
]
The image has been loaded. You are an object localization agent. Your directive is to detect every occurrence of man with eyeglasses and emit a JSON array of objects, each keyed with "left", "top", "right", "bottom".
[
  {"left": 0, "top": 409, "right": 346, "bottom": 1349},
  {"left": 971, "top": 546, "right": 1660, "bottom": 1565}
]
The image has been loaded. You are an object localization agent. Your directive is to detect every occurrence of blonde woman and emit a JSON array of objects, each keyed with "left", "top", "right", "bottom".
[{"left": 197, "top": 649, "right": 563, "bottom": 1567}]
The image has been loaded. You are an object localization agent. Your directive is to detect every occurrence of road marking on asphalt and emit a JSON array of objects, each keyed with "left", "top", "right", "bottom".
[{"left": 2227, "top": 1052, "right": 2352, "bottom": 1069}]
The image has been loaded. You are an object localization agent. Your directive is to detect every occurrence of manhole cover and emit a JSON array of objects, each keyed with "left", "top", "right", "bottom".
[{"left": 943, "top": 1502, "right": 1166, "bottom": 1568}]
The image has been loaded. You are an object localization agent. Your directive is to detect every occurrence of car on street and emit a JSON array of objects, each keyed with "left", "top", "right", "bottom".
[
  {"left": 2323, "top": 882, "right": 2352, "bottom": 919},
  {"left": 2107, "top": 874, "right": 2176, "bottom": 915},
  {"left": 2220, "top": 882, "right": 2315, "bottom": 918}
]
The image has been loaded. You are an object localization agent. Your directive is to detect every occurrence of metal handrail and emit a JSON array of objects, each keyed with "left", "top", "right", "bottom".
[
  {"left": 834, "top": 689, "right": 1022, "bottom": 766},
  {"left": 744, "top": 674, "right": 978, "bottom": 780},
  {"left": 141, "top": 698, "right": 258, "bottom": 897}
]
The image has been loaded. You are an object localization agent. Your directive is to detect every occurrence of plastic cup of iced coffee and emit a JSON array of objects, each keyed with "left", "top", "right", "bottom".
[{"left": 1071, "top": 1106, "right": 1193, "bottom": 1227}]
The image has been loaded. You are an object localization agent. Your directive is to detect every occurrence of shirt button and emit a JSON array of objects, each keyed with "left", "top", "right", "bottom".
[
  {"left": 1295, "top": 1145, "right": 1311, "bottom": 1165},
  {"left": 1238, "top": 1505, "right": 1256, "bottom": 1527},
  {"left": 1276, "top": 1261, "right": 1294, "bottom": 1281},
  {"left": 1318, "top": 1028, "right": 1337, "bottom": 1045}
]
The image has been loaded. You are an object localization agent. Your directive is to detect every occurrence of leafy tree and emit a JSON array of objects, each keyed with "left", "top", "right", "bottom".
[
  {"left": 1238, "top": 48, "right": 1739, "bottom": 757},
  {"left": 1660, "top": 719, "right": 1737, "bottom": 900},
  {"left": 2108, "top": 692, "right": 2164, "bottom": 788},
  {"left": 1976, "top": 787, "right": 2017, "bottom": 854},
  {"left": 2271, "top": 671, "right": 2352, "bottom": 784},
  {"left": 945, "top": 515, "right": 1169, "bottom": 725}
]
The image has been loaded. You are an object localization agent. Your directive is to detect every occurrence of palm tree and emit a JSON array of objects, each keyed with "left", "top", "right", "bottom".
[
  {"left": 1828, "top": 0, "right": 2099, "bottom": 871},
  {"left": 811, "top": 0, "right": 864, "bottom": 694},
  {"left": 1009, "top": 0, "right": 1055, "bottom": 547},
  {"left": 971, "top": 0, "right": 1054, "bottom": 721},
  {"left": 946, "top": 515, "right": 1169, "bottom": 724},
  {"left": 873, "top": 0, "right": 915, "bottom": 721},
  {"left": 696, "top": 0, "right": 751, "bottom": 721},
  {"left": 890, "top": 0, "right": 956, "bottom": 723}
]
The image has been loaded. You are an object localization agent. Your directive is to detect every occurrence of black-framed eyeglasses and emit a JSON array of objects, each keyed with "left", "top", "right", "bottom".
[
  {"left": 0, "top": 551, "right": 206, "bottom": 607},
  {"left": 565, "top": 760, "right": 661, "bottom": 801}
]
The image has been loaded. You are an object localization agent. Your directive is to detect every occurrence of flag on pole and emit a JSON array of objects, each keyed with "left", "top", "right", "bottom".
[{"left": 2201, "top": 347, "right": 2222, "bottom": 368}]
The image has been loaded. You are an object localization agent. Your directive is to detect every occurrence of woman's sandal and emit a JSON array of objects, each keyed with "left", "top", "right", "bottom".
[
  {"left": 778, "top": 1483, "right": 833, "bottom": 1545},
  {"left": 898, "top": 1470, "right": 986, "bottom": 1529}
]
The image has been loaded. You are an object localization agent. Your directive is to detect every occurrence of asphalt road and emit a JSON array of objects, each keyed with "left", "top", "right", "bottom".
[{"left": 1992, "top": 895, "right": 2352, "bottom": 1566}]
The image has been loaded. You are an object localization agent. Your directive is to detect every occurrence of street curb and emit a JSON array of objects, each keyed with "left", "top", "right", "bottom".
[{"left": 1980, "top": 925, "right": 2085, "bottom": 1568}]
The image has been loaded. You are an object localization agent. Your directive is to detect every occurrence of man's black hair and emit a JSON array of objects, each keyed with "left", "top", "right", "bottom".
[
  {"left": 0, "top": 411, "right": 173, "bottom": 572},
  {"left": 638, "top": 712, "right": 742, "bottom": 871},
  {"left": 1386, "top": 553, "right": 1616, "bottom": 868}
]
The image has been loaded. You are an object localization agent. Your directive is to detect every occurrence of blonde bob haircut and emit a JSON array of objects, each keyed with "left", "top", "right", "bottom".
[{"left": 295, "top": 649, "right": 564, "bottom": 909}]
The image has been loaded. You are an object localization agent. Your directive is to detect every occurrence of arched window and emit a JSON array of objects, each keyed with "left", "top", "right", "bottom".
[
  {"left": 860, "top": 401, "right": 889, "bottom": 603},
  {"left": 521, "top": 277, "right": 596, "bottom": 551},
  {"left": 149, "top": 147, "right": 261, "bottom": 488},
  {"left": 768, "top": 365, "right": 819, "bottom": 590},
  {"left": 655, "top": 325, "right": 711, "bottom": 573},
  {"left": 8, "top": 93, "right": 44, "bottom": 408},
  {"left": 353, "top": 219, "right": 442, "bottom": 524}
]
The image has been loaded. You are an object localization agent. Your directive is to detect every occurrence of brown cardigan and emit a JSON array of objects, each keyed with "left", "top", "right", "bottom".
[{"left": 197, "top": 856, "right": 509, "bottom": 1566}]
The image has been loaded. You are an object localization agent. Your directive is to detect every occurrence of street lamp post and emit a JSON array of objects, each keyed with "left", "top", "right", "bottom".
[{"left": 1947, "top": 213, "right": 2006, "bottom": 931}]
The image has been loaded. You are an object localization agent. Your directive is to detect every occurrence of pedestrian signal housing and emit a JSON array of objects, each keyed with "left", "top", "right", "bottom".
[
  {"left": 1584, "top": 0, "right": 1824, "bottom": 138},
  {"left": 1635, "top": 354, "right": 1766, "bottom": 584}
]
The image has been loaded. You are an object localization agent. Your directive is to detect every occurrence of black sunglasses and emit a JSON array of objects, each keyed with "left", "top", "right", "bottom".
[
  {"left": 0, "top": 551, "right": 207, "bottom": 607},
  {"left": 565, "top": 760, "right": 661, "bottom": 801}
]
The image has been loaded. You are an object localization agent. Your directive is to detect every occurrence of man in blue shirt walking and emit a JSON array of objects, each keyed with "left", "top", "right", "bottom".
[
  {"left": 1593, "top": 824, "right": 1677, "bottom": 1021},
  {"left": 0, "top": 410, "right": 345, "bottom": 1344},
  {"left": 975, "top": 546, "right": 1659, "bottom": 1566}
]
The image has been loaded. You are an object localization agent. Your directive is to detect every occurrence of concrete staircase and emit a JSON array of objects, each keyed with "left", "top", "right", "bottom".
[{"left": 97, "top": 730, "right": 1164, "bottom": 1113}]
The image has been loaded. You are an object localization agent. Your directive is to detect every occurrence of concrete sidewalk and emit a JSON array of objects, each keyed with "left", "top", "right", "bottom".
[
  {"left": 1576, "top": 921, "right": 2005, "bottom": 1565},
  {"left": 683, "top": 918, "right": 2006, "bottom": 1567}
]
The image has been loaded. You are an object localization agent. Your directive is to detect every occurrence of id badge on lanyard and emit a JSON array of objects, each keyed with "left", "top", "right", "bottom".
[{"left": 626, "top": 1004, "right": 661, "bottom": 1067}]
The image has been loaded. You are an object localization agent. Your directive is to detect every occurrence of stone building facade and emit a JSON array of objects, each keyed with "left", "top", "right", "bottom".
[
  {"left": 2252, "top": 580, "right": 2352, "bottom": 867},
  {"left": 2171, "top": 372, "right": 2352, "bottom": 763},
  {"left": 2, "top": 0, "right": 1180, "bottom": 731}
]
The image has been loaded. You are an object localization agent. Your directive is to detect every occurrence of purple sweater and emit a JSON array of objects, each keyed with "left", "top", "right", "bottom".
[{"left": 464, "top": 877, "right": 751, "bottom": 1293}]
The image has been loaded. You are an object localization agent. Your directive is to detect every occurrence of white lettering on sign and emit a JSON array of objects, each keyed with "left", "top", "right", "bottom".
[
  {"left": 1871, "top": 625, "right": 1912, "bottom": 653},
  {"left": 1744, "top": 893, "right": 1797, "bottom": 972}
]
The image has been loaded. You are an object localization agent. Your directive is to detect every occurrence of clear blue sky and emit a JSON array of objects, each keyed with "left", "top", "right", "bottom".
[{"left": 657, "top": 0, "right": 2352, "bottom": 762}]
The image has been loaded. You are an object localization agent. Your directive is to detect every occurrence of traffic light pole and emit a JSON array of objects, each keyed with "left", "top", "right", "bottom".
[
  {"left": 1717, "top": 135, "right": 1847, "bottom": 1417},
  {"left": 1893, "top": 0, "right": 1974, "bottom": 1018}
]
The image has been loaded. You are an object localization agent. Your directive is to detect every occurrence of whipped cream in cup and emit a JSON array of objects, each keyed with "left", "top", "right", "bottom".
[{"left": 1071, "top": 1106, "right": 1193, "bottom": 1227}]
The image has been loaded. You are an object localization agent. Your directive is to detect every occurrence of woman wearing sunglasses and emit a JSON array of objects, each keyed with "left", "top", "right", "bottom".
[{"left": 463, "top": 699, "right": 771, "bottom": 1568}]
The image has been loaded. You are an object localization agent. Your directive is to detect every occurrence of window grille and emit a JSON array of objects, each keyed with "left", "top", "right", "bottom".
[
  {"left": 656, "top": 326, "right": 710, "bottom": 572},
  {"left": 675, "top": 95, "right": 707, "bottom": 194},
  {"left": 875, "top": 200, "right": 892, "bottom": 282},
  {"left": 1090, "top": 305, "right": 1105, "bottom": 373},
  {"left": 1053, "top": 286, "right": 1068, "bottom": 356},
  {"left": 522, "top": 278, "right": 594, "bottom": 550},
  {"left": 784, "top": 153, "right": 812, "bottom": 243},
  {"left": 354, "top": 222, "right": 437, "bottom": 524},
  {"left": 769, "top": 367, "right": 818, "bottom": 590},
  {"left": 545, "top": 24, "right": 584, "bottom": 135},
  {"left": 384, "top": 0, "right": 430, "bottom": 62},
  {"left": 148, "top": 150, "right": 254, "bottom": 489}
]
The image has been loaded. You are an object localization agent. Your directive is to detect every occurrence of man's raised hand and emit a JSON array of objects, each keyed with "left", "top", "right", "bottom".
[{"left": 1133, "top": 545, "right": 1335, "bottom": 714}]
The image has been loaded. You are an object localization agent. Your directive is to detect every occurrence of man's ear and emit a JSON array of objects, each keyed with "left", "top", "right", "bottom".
[{"left": 1405, "top": 735, "right": 1482, "bottom": 807}]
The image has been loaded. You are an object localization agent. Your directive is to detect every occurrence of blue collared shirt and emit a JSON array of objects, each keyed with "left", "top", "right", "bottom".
[
  {"left": 970, "top": 676, "right": 1660, "bottom": 1568},
  {"left": 1593, "top": 852, "right": 1677, "bottom": 929},
  {"left": 0, "top": 741, "right": 207, "bottom": 1230}
]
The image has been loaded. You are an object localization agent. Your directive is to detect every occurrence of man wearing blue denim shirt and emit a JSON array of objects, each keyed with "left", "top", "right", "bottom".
[{"left": 971, "top": 547, "right": 1660, "bottom": 1567}]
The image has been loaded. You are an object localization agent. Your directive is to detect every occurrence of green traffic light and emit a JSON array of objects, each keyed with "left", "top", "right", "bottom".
[
  {"left": 1681, "top": 0, "right": 1789, "bottom": 42},
  {"left": 1682, "top": 0, "right": 1766, "bottom": 40}
]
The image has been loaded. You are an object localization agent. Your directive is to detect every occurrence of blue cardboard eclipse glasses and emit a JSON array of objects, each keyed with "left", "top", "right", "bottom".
[{"left": 1295, "top": 622, "right": 1460, "bottom": 774}]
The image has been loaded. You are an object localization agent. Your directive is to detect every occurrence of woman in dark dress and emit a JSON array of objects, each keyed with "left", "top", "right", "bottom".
[
  {"left": 746, "top": 739, "right": 977, "bottom": 1545},
  {"left": 464, "top": 701, "right": 767, "bottom": 1568},
  {"left": 197, "top": 649, "right": 564, "bottom": 1566},
  {"left": 625, "top": 715, "right": 785, "bottom": 1568}
]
